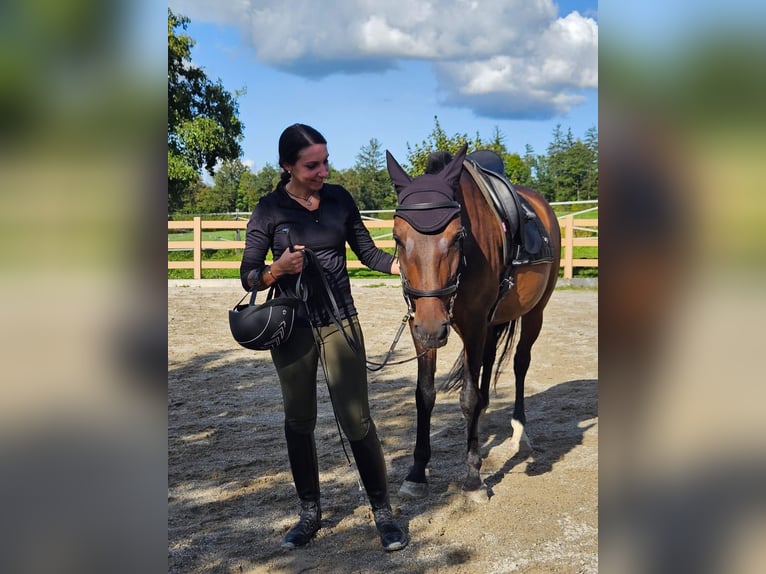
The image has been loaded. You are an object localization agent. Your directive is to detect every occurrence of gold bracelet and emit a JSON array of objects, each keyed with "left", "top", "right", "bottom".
[{"left": 267, "top": 268, "right": 277, "bottom": 281}]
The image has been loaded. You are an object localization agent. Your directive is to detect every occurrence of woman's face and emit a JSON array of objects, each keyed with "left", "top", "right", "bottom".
[{"left": 286, "top": 143, "right": 330, "bottom": 192}]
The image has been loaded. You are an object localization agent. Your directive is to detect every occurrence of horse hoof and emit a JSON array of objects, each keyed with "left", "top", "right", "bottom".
[
  {"left": 462, "top": 484, "right": 490, "bottom": 504},
  {"left": 399, "top": 480, "right": 428, "bottom": 499}
]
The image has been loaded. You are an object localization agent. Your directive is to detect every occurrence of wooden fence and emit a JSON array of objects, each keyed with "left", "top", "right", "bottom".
[{"left": 168, "top": 216, "right": 597, "bottom": 280}]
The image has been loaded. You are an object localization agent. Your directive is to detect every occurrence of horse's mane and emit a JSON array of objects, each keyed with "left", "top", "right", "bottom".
[{"left": 425, "top": 151, "right": 453, "bottom": 175}]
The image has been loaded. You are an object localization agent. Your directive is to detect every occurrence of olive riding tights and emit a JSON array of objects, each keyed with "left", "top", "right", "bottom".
[{"left": 270, "top": 315, "right": 372, "bottom": 441}]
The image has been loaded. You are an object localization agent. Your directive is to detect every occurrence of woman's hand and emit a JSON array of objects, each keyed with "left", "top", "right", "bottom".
[{"left": 271, "top": 245, "right": 306, "bottom": 277}]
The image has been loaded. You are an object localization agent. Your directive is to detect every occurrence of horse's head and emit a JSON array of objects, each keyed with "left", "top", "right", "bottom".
[{"left": 386, "top": 144, "right": 468, "bottom": 349}]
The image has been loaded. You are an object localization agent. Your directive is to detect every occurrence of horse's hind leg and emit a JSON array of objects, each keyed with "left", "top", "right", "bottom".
[
  {"left": 510, "top": 311, "right": 544, "bottom": 454},
  {"left": 479, "top": 326, "right": 501, "bottom": 410}
]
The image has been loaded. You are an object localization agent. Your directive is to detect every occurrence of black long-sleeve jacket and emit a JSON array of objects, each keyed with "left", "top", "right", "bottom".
[{"left": 239, "top": 183, "right": 395, "bottom": 326}]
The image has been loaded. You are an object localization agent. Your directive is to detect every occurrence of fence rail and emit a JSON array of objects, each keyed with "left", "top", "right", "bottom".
[{"left": 168, "top": 216, "right": 597, "bottom": 280}]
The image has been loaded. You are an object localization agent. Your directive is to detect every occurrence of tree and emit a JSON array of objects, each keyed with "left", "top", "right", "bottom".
[
  {"left": 521, "top": 144, "right": 539, "bottom": 186},
  {"left": 558, "top": 141, "right": 593, "bottom": 202},
  {"left": 533, "top": 125, "right": 598, "bottom": 203},
  {"left": 583, "top": 126, "right": 599, "bottom": 200},
  {"left": 405, "top": 116, "right": 471, "bottom": 175},
  {"left": 354, "top": 138, "right": 396, "bottom": 211},
  {"left": 329, "top": 167, "right": 363, "bottom": 204},
  {"left": 532, "top": 126, "right": 568, "bottom": 201},
  {"left": 193, "top": 184, "right": 226, "bottom": 215},
  {"left": 237, "top": 164, "right": 280, "bottom": 212},
  {"left": 504, "top": 153, "right": 532, "bottom": 187},
  {"left": 168, "top": 9, "right": 244, "bottom": 213},
  {"left": 203, "top": 159, "right": 247, "bottom": 213},
  {"left": 356, "top": 138, "right": 385, "bottom": 172}
]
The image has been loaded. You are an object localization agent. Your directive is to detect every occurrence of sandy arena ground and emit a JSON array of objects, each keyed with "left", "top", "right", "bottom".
[{"left": 169, "top": 279, "right": 597, "bottom": 573}]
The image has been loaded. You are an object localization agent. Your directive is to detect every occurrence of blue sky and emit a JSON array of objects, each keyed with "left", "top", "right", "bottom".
[{"left": 168, "top": 1, "right": 598, "bottom": 171}]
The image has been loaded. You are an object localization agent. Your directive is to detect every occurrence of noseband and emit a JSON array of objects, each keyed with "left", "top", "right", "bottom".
[{"left": 395, "top": 200, "right": 465, "bottom": 316}]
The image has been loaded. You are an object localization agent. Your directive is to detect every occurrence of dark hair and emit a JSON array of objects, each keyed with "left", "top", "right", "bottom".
[{"left": 278, "top": 123, "right": 327, "bottom": 185}]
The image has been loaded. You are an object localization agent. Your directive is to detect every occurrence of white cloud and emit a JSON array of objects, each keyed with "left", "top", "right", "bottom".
[
  {"left": 169, "top": 0, "right": 597, "bottom": 119},
  {"left": 359, "top": 16, "right": 434, "bottom": 58}
]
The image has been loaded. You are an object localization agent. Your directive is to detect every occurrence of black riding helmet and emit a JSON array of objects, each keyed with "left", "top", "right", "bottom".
[{"left": 229, "top": 288, "right": 304, "bottom": 351}]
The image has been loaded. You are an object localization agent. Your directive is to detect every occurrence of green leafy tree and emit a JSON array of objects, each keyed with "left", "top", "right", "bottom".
[
  {"left": 583, "top": 126, "right": 599, "bottom": 200},
  {"left": 392, "top": 117, "right": 598, "bottom": 205},
  {"left": 354, "top": 138, "right": 396, "bottom": 211},
  {"left": 204, "top": 159, "right": 247, "bottom": 213},
  {"left": 405, "top": 116, "right": 472, "bottom": 175},
  {"left": 504, "top": 153, "right": 532, "bottom": 187},
  {"left": 356, "top": 138, "right": 385, "bottom": 172},
  {"left": 193, "top": 184, "right": 226, "bottom": 215},
  {"left": 168, "top": 9, "right": 244, "bottom": 213},
  {"left": 328, "top": 166, "right": 363, "bottom": 201},
  {"left": 522, "top": 144, "right": 539, "bottom": 182},
  {"left": 534, "top": 125, "right": 598, "bottom": 202},
  {"left": 173, "top": 179, "right": 209, "bottom": 216},
  {"left": 237, "top": 164, "right": 280, "bottom": 212},
  {"left": 558, "top": 141, "right": 592, "bottom": 202},
  {"left": 482, "top": 126, "right": 507, "bottom": 154}
]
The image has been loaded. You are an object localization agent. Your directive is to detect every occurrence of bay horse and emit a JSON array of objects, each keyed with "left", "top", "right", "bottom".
[{"left": 386, "top": 143, "right": 561, "bottom": 501}]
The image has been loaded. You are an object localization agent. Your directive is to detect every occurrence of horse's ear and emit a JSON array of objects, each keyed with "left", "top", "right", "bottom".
[
  {"left": 386, "top": 150, "right": 412, "bottom": 194},
  {"left": 442, "top": 143, "right": 468, "bottom": 187}
]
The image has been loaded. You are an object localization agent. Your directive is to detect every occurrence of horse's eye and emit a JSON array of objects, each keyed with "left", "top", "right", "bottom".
[{"left": 393, "top": 234, "right": 403, "bottom": 247}]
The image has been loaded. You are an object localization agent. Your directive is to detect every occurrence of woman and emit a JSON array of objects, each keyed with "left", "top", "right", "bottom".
[{"left": 239, "top": 123, "right": 408, "bottom": 552}]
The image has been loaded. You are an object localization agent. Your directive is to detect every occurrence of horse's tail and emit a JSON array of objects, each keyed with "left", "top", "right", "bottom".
[
  {"left": 492, "top": 320, "right": 517, "bottom": 392},
  {"left": 442, "top": 354, "right": 464, "bottom": 392},
  {"left": 441, "top": 320, "right": 518, "bottom": 393}
]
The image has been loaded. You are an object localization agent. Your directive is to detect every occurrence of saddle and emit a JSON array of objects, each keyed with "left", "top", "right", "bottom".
[
  {"left": 463, "top": 150, "right": 554, "bottom": 267},
  {"left": 462, "top": 150, "right": 554, "bottom": 320}
]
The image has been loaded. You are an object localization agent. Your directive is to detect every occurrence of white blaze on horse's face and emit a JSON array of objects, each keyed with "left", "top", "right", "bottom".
[
  {"left": 394, "top": 218, "right": 463, "bottom": 349},
  {"left": 402, "top": 235, "right": 416, "bottom": 259},
  {"left": 396, "top": 224, "right": 460, "bottom": 283}
]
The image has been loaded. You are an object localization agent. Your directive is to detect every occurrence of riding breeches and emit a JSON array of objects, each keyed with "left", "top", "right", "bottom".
[{"left": 270, "top": 315, "right": 372, "bottom": 441}]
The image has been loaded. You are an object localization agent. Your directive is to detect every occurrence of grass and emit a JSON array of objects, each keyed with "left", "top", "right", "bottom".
[
  {"left": 168, "top": 229, "right": 243, "bottom": 241},
  {"left": 168, "top": 247, "right": 599, "bottom": 279}
]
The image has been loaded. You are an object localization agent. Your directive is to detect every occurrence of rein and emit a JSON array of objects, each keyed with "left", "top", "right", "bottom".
[
  {"left": 365, "top": 310, "right": 428, "bottom": 372},
  {"left": 295, "top": 246, "right": 427, "bottom": 373}
]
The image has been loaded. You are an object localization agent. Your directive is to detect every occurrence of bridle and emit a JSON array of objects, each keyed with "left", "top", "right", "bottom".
[{"left": 394, "top": 200, "right": 466, "bottom": 318}]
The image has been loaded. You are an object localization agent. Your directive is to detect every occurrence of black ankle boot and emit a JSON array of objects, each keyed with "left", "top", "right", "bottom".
[
  {"left": 283, "top": 422, "right": 321, "bottom": 549},
  {"left": 372, "top": 502, "right": 408, "bottom": 552},
  {"left": 281, "top": 500, "right": 321, "bottom": 549},
  {"left": 350, "top": 422, "right": 409, "bottom": 552}
]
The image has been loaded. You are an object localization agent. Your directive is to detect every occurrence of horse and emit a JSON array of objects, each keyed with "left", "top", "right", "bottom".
[{"left": 385, "top": 143, "right": 561, "bottom": 502}]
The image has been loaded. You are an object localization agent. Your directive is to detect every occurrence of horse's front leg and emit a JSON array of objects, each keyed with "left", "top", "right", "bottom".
[
  {"left": 460, "top": 342, "right": 490, "bottom": 502},
  {"left": 399, "top": 346, "right": 437, "bottom": 499}
]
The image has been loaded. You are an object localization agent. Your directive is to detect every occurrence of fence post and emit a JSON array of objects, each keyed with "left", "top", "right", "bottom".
[
  {"left": 193, "top": 216, "right": 202, "bottom": 280},
  {"left": 563, "top": 215, "right": 574, "bottom": 279}
]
